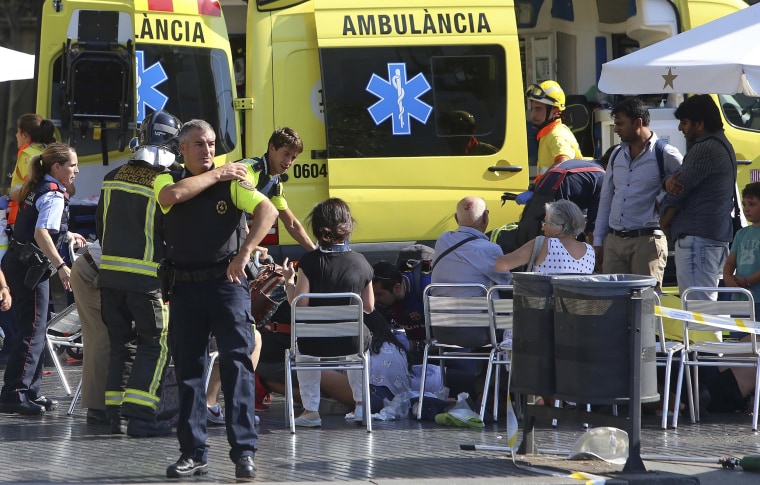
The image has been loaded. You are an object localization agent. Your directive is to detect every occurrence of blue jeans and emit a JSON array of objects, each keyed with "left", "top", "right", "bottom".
[{"left": 675, "top": 235, "right": 729, "bottom": 300}]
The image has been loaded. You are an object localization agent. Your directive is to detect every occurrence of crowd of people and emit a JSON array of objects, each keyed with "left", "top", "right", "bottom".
[{"left": 0, "top": 82, "right": 756, "bottom": 479}]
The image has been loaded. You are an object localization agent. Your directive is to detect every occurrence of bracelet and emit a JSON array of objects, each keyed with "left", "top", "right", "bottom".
[
  {"left": 56, "top": 262, "right": 66, "bottom": 271},
  {"left": 285, "top": 282, "right": 296, "bottom": 289}
]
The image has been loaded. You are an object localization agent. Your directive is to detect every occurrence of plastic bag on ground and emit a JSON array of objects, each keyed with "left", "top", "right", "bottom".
[
  {"left": 434, "top": 392, "right": 484, "bottom": 428},
  {"left": 372, "top": 391, "right": 413, "bottom": 421}
]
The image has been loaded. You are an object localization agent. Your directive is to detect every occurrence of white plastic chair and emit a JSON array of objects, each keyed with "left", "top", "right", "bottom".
[
  {"left": 673, "top": 287, "right": 760, "bottom": 431},
  {"left": 285, "top": 292, "right": 371, "bottom": 433}
]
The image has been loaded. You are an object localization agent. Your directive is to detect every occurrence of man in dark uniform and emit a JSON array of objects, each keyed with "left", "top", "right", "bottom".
[
  {"left": 95, "top": 110, "right": 182, "bottom": 436},
  {"left": 155, "top": 119, "right": 277, "bottom": 480},
  {"left": 204, "top": 127, "right": 315, "bottom": 418}
]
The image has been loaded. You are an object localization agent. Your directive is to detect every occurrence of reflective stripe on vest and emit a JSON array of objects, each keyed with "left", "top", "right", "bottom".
[
  {"left": 100, "top": 179, "right": 160, "bottom": 271},
  {"left": 101, "top": 180, "right": 155, "bottom": 198}
]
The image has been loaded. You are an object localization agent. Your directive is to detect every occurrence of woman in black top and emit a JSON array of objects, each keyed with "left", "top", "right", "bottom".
[{"left": 282, "top": 198, "right": 374, "bottom": 427}]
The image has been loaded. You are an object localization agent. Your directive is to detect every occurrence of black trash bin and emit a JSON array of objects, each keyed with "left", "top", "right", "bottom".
[
  {"left": 552, "top": 274, "right": 659, "bottom": 405},
  {"left": 511, "top": 272, "right": 556, "bottom": 396}
]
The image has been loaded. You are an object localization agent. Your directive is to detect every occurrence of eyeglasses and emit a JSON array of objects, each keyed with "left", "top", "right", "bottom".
[{"left": 525, "top": 84, "right": 560, "bottom": 105}]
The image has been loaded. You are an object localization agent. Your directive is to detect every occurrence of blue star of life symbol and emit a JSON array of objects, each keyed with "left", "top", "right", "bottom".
[
  {"left": 366, "top": 62, "right": 432, "bottom": 136},
  {"left": 136, "top": 50, "right": 169, "bottom": 123}
]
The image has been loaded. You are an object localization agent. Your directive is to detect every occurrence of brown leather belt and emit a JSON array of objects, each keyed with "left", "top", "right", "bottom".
[
  {"left": 258, "top": 322, "right": 291, "bottom": 334},
  {"left": 82, "top": 251, "right": 99, "bottom": 272}
]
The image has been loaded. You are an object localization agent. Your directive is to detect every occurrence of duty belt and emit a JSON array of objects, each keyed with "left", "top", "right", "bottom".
[
  {"left": 609, "top": 228, "right": 663, "bottom": 239},
  {"left": 173, "top": 265, "right": 228, "bottom": 283}
]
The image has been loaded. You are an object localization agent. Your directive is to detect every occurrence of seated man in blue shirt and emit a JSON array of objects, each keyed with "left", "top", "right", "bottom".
[
  {"left": 433, "top": 197, "right": 512, "bottom": 289},
  {"left": 431, "top": 196, "right": 512, "bottom": 398}
]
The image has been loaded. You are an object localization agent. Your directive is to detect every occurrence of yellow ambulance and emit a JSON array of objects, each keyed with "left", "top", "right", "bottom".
[
  {"left": 34, "top": 0, "right": 240, "bottom": 206},
  {"left": 235, "top": 0, "right": 758, "bottom": 262}
]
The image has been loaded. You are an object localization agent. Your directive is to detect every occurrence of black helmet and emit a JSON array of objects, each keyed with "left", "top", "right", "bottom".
[{"left": 139, "top": 110, "right": 181, "bottom": 153}]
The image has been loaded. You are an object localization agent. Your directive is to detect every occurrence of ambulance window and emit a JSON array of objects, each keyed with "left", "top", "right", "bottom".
[
  {"left": 321, "top": 45, "right": 506, "bottom": 158},
  {"left": 50, "top": 47, "right": 238, "bottom": 157},
  {"left": 718, "top": 94, "right": 760, "bottom": 132},
  {"left": 141, "top": 46, "right": 238, "bottom": 155}
]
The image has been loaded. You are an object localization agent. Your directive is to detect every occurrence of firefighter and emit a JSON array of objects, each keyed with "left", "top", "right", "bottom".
[
  {"left": 95, "top": 110, "right": 182, "bottom": 436},
  {"left": 526, "top": 80, "right": 583, "bottom": 175}
]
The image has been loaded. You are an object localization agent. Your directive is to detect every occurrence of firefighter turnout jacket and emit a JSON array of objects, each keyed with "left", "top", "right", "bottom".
[{"left": 96, "top": 161, "right": 166, "bottom": 292}]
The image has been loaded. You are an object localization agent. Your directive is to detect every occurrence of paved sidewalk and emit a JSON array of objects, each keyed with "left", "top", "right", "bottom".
[{"left": 1, "top": 361, "right": 759, "bottom": 484}]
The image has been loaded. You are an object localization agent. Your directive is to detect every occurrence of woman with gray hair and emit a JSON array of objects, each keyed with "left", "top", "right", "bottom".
[{"left": 495, "top": 199, "right": 594, "bottom": 273}]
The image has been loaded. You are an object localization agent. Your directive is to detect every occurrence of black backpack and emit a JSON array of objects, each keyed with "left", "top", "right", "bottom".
[{"left": 493, "top": 163, "right": 604, "bottom": 254}]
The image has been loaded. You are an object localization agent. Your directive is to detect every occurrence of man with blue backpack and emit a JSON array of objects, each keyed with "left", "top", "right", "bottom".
[{"left": 593, "top": 97, "right": 683, "bottom": 291}]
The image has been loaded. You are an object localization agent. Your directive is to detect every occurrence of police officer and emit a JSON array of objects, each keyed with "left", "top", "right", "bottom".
[
  {"left": 155, "top": 120, "right": 277, "bottom": 480},
  {"left": 0, "top": 142, "right": 85, "bottom": 415},
  {"left": 204, "top": 128, "right": 315, "bottom": 421},
  {"left": 246, "top": 127, "right": 315, "bottom": 251},
  {"left": 95, "top": 110, "right": 182, "bottom": 436}
]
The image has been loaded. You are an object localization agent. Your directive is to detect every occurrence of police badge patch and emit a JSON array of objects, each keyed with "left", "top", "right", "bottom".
[
  {"left": 216, "top": 200, "right": 228, "bottom": 214},
  {"left": 237, "top": 179, "right": 257, "bottom": 191}
]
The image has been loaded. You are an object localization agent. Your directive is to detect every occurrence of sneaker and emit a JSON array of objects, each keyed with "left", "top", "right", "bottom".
[
  {"left": 166, "top": 455, "right": 208, "bottom": 479},
  {"left": 0, "top": 401, "right": 46, "bottom": 416},
  {"left": 207, "top": 404, "right": 225, "bottom": 425},
  {"left": 345, "top": 404, "right": 364, "bottom": 422},
  {"left": 294, "top": 411, "right": 321, "bottom": 427},
  {"left": 33, "top": 396, "right": 59, "bottom": 411}
]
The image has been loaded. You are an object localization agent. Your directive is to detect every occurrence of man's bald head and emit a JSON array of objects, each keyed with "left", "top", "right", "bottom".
[{"left": 455, "top": 196, "right": 489, "bottom": 231}]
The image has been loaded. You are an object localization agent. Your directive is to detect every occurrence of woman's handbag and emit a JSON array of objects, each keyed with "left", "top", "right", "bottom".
[
  {"left": 249, "top": 260, "right": 287, "bottom": 326},
  {"left": 526, "top": 235, "right": 545, "bottom": 272}
]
